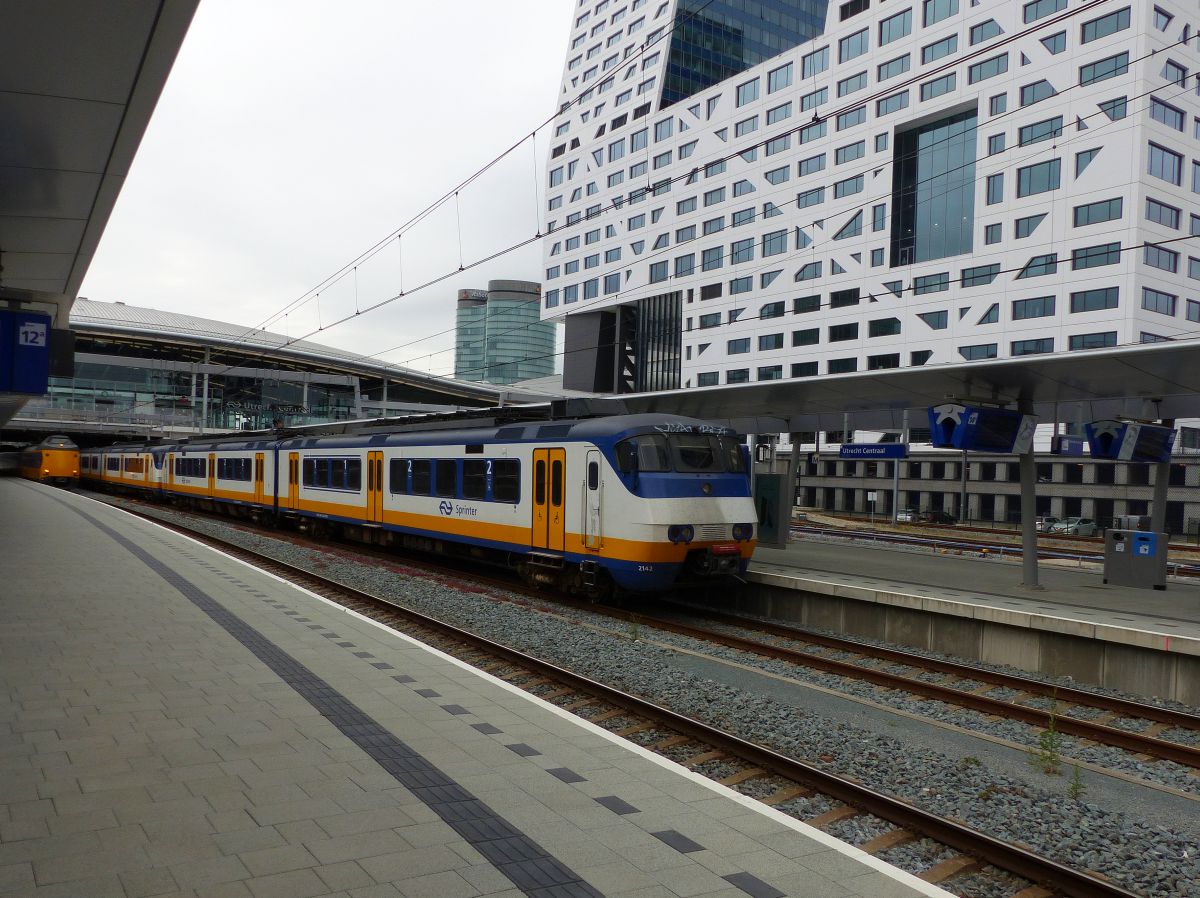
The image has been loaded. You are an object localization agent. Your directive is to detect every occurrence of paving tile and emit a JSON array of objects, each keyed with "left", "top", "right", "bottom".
[
  {"left": 651, "top": 830, "right": 706, "bottom": 854},
  {"left": 119, "top": 866, "right": 180, "bottom": 897},
  {"left": 722, "top": 871, "right": 785, "bottom": 898},
  {"left": 239, "top": 843, "right": 320, "bottom": 877},
  {"left": 305, "top": 829, "right": 413, "bottom": 865},
  {"left": 314, "top": 860, "right": 377, "bottom": 892},
  {"left": 244, "top": 867, "right": 331, "bottom": 898}
]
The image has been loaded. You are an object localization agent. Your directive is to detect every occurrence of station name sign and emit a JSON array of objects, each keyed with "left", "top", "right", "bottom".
[{"left": 839, "top": 443, "right": 909, "bottom": 459}]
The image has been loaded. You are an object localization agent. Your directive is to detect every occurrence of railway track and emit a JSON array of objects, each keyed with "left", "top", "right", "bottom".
[{"left": 112, "top": 499, "right": 1152, "bottom": 898}]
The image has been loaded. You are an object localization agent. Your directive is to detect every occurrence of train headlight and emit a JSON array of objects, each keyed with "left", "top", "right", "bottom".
[
  {"left": 732, "top": 523, "right": 754, "bottom": 541},
  {"left": 667, "top": 524, "right": 695, "bottom": 544}
]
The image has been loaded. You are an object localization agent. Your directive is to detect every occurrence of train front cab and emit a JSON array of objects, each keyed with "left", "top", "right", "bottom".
[{"left": 586, "top": 427, "right": 757, "bottom": 592}]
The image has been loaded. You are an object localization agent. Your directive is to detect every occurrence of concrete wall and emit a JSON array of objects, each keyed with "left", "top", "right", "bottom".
[{"left": 714, "top": 583, "right": 1200, "bottom": 705}]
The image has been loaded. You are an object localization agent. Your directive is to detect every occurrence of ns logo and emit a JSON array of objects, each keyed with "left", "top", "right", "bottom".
[{"left": 438, "top": 500, "right": 454, "bottom": 516}]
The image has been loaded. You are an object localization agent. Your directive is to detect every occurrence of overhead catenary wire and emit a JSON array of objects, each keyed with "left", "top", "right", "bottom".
[{"left": 87, "top": 1, "right": 1191, "bottom": 419}]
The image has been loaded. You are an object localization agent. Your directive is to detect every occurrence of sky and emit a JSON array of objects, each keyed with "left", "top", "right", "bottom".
[{"left": 79, "top": 1, "right": 575, "bottom": 377}]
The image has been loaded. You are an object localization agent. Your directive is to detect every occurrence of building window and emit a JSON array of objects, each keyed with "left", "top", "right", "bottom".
[
  {"left": 836, "top": 106, "right": 866, "bottom": 130},
  {"left": 919, "top": 310, "right": 948, "bottom": 329},
  {"left": 961, "top": 263, "right": 1000, "bottom": 286},
  {"left": 970, "top": 19, "right": 1001, "bottom": 44},
  {"left": 1142, "top": 288, "right": 1176, "bottom": 316},
  {"left": 959, "top": 343, "right": 997, "bottom": 360},
  {"left": 829, "top": 323, "right": 859, "bottom": 342},
  {"left": 1074, "top": 197, "right": 1122, "bottom": 227},
  {"left": 727, "top": 338, "right": 750, "bottom": 355},
  {"left": 792, "top": 362, "right": 818, "bottom": 378},
  {"left": 757, "top": 365, "right": 783, "bottom": 381},
  {"left": 1081, "top": 7, "right": 1129, "bottom": 43},
  {"left": 968, "top": 53, "right": 1008, "bottom": 84},
  {"left": 923, "top": 0, "right": 958, "bottom": 27},
  {"left": 1019, "top": 116, "right": 1063, "bottom": 146},
  {"left": 1020, "top": 80, "right": 1056, "bottom": 107},
  {"left": 878, "top": 55, "right": 911, "bottom": 82},
  {"left": 1012, "top": 338, "right": 1054, "bottom": 355},
  {"left": 1070, "top": 287, "right": 1118, "bottom": 312},
  {"left": 762, "top": 230, "right": 787, "bottom": 256},
  {"left": 1148, "top": 143, "right": 1182, "bottom": 185},
  {"left": 920, "top": 74, "right": 956, "bottom": 101},
  {"left": 831, "top": 287, "right": 860, "bottom": 308},
  {"left": 1072, "top": 242, "right": 1120, "bottom": 270},
  {"left": 986, "top": 173, "right": 1003, "bottom": 205},
  {"left": 1069, "top": 332, "right": 1117, "bottom": 350},
  {"left": 1144, "top": 244, "right": 1179, "bottom": 273},
  {"left": 984, "top": 223, "right": 1001, "bottom": 244},
  {"left": 759, "top": 333, "right": 784, "bottom": 351},
  {"left": 697, "top": 372, "right": 719, "bottom": 386},
  {"left": 834, "top": 175, "right": 864, "bottom": 198},
  {"left": 922, "top": 35, "right": 958, "bottom": 64},
  {"left": 828, "top": 357, "right": 858, "bottom": 374},
  {"left": 1024, "top": 0, "right": 1065, "bottom": 23},
  {"left": 795, "top": 295, "right": 820, "bottom": 314},
  {"left": 1150, "top": 97, "right": 1185, "bottom": 131},
  {"left": 837, "top": 71, "right": 868, "bottom": 97},
  {"left": 1016, "top": 159, "right": 1061, "bottom": 197},
  {"left": 839, "top": 28, "right": 869, "bottom": 62},
  {"left": 729, "top": 276, "right": 752, "bottom": 294},
  {"left": 736, "top": 78, "right": 759, "bottom": 106},
  {"left": 1012, "top": 296, "right": 1055, "bottom": 320},
  {"left": 880, "top": 9, "right": 911, "bottom": 45},
  {"left": 1014, "top": 214, "right": 1046, "bottom": 239},
  {"left": 726, "top": 369, "right": 750, "bottom": 384},
  {"left": 793, "top": 327, "right": 819, "bottom": 346},
  {"left": 868, "top": 317, "right": 901, "bottom": 337},
  {"left": 1017, "top": 253, "right": 1058, "bottom": 278},
  {"left": 876, "top": 91, "right": 909, "bottom": 116},
  {"left": 1080, "top": 52, "right": 1129, "bottom": 86},
  {"left": 914, "top": 273, "right": 950, "bottom": 294}
]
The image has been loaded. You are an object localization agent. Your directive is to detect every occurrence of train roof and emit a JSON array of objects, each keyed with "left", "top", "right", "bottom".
[
  {"left": 84, "top": 412, "right": 739, "bottom": 454},
  {"left": 36, "top": 435, "right": 78, "bottom": 450}
]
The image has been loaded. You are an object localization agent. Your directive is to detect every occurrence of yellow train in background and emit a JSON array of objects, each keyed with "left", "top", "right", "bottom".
[{"left": 20, "top": 435, "right": 80, "bottom": 486}]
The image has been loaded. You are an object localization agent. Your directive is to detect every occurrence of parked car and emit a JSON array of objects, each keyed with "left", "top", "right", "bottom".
[
  {"left": 1035, "top": 515, "right": 1060, "bottom": 533},
  {"left": 919, "top": 510, "right": 958, "bottom": 525},
  {"left": 896, "top": 509, "right": 918, "bottom": 523},
  {"left": 1049, "top": 517, "right": 1098, "bottom": 536}
]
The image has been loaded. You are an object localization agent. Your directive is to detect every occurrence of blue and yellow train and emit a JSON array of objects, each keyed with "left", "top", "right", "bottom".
[{"left": 80, "top": 413, "right": 757, "bottom": 594}]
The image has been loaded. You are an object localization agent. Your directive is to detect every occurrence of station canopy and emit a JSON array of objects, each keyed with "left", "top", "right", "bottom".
[{"left": 616, "top": 341, "right": 1200, "bottom": 434}]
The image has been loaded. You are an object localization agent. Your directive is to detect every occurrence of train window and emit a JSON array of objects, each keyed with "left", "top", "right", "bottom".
[
  {"left": 301, "top": 457, "right": 361, "bottom": 491},
  {"left": 107, "top": 457, "right": 120, "bottom": 472},
  {"left": 435, "top": 460, "right": 457, "bottom": 497},
  {"left": 535, "top": 460, "right": 546, "bottom": 504},
  {"left": 720, "top": 436, "right": 747, "bottom": 472},
  {"left": 551, "top": 460, "right": 564, "bottom": 507},
  {"left": 174, "top": 457, "right": 205, "bottom": 477},
  {"left": 217, "top": 458, "right": 251, "bottom": 481},
  {"left": 588, "top": 461, "right": 599, "bottom": 490},
  {"left": 615, "top": 434, "right": 670, "bottom": 472},
  {"left": 493, "top": 460, "right": 520, "bottom": 503},
  {"left": 671, "top": 434, "right": 723, "bottom": 473},
  {"left": 389, "top": 458, "right": 407, "bottom": 493},
  {"left": 411, "top": 459, "right": 432, "bottom": 495},
  {"left": 462, "top": 460, "right": 487, "bottom": 499}
]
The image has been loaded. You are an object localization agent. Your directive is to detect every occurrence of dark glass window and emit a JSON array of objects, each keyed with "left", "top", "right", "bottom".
[{"left": 411, "top": 459, "right": 432, "bottom": 495}]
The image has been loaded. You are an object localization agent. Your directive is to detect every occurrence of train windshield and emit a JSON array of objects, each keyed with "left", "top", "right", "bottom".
[{"left": 615, "top": 433, "right": 745, "bottom": 473}]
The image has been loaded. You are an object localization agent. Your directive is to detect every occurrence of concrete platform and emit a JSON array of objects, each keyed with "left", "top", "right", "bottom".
[
  {"left": 0, "top": 479, "right": 950, "bottom": 898},
  {"left": 744, "top": 538, "right": 1200, "bottom": 704}
]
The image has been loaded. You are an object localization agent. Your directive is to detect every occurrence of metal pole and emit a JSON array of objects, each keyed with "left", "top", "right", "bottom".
[
  {"left": 785, "top": 431, "right": 802, "bottom": 539},
  {"left": 200, "top": 348, "right": 210, "bottom": 434},
  {"left": 1150, "top": 418, "right": 1175, "bottom": 535},
  {"left": 892, "top": 409, "right": 907, "bottom": 523},
  {"left": 1019, "top": 400, "right": 1041, "bottom": 589},
  {"left": 960, "top": 448, "right": 968, "bottom": 522}
]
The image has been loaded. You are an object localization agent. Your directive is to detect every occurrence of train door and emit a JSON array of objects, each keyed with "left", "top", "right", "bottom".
[
  {"left": 207, "top": 453, "right": 216, "bottom": 497},
  {"left": 287, "top": 452, "right": 300, "bottom": 509},
  {"left": 167, "top": 453, "right": 174, "bottom": 488},
  {"left": 532, "top": 448, "right": 566, "bottom": 552},
  {"left": 253, "top": 453, "right": 265, "bottom": 505},
  {"left": 366, "top": 451, "right": 384, "bottom": 524},
  {"left": 583, "top": 450, "right": 603, "bottom": 549}
]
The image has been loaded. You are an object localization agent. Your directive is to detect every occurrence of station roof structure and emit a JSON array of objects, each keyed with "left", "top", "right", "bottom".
[
  {"left": 0, "top": 0, "right": 200, "bottom": 426},
  {"left": 70, "top": 299, "right": 552, "bottom": 406},
  {"left": 617, "top": 341, "right": 1200, "bottom": 434}
]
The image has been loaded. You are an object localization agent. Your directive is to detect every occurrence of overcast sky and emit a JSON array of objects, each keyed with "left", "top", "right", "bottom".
[{"left": 80, "top": 1, "right": 574, "bottom": 377}]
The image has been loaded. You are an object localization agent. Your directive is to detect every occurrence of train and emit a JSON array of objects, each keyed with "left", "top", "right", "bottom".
[
  {"left": 78, "top": 412, "right": 758, "bottom": 595},
  {"left": 19, "top": 435, "right": 80, "bottom": 485}
]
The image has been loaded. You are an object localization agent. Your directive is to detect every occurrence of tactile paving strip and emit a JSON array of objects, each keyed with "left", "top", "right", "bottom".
[{"left": 59, "top": 499, "right": 602, "bottom": 898}]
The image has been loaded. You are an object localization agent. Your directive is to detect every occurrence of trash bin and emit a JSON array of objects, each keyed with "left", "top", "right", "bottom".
[{"left": 1103, "top": 529, "right": 1168, "bottom": 590}]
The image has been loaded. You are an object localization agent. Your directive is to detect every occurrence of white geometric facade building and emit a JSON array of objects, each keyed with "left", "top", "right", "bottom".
[{"left": 541, "top": 0, "right": 1200, "bottom": 395}]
